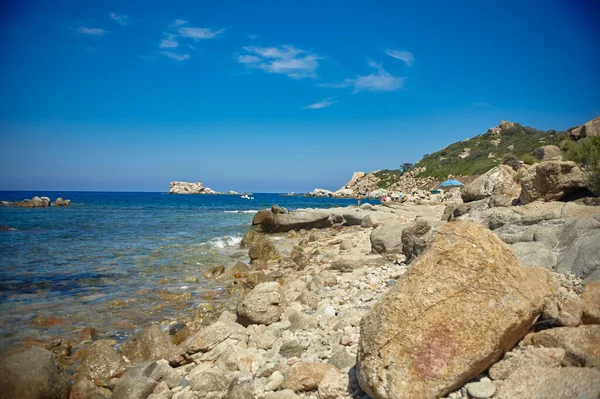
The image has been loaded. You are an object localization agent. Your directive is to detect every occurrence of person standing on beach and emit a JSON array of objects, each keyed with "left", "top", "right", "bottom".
[{"left": 356, "top": 193, "right": 361, "bottom": 207}]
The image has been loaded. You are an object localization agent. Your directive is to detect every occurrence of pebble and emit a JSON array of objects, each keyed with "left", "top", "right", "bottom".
[
  {"left": 265, "top": 371, "right": 284, "bottom": 391},
  {"left": 465, "top": 381, "right": 496, "bottom": 399}
]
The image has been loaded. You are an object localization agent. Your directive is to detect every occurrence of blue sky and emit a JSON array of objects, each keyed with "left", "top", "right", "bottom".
[{"left": 1, "top": 0, "right": 599, "bottom": 192}]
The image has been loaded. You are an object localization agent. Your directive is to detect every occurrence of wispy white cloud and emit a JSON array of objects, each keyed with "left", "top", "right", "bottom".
[
  {"left": 178, "top": 27, "right": 225, "bottom": 40},
  {"left": 161, "top": 51, "right": 190, "bottom": 62},
  {"left": 385, "top": 49, "right": 414, "bottom": 66},
  {"left": 172, "top": 19, "right": 188, "bottom": 27},
  {"left": 238, "top": 45, "right": 321, "bottom": 79},
  {"left": 109, "top": 12, "right": 129, "bottom": 26},
  {"left": 353, "top": 61, "right": 404, "bottom": 93},
  {"left": 248, "top": 34, "right": 259, "bottom": 39},
  {"left": 317, "top": 81, "right": 353, "bottom": 89},
  {"left": 303, "top": 97, "right": 337, "bottom": 109},
  {"left": 321, "top": 61, "right": 404, "bottom": 93},
  {"left": 159, "top": 34, "right": 179, "bottom": 49},
  {"left": 78, "top": 27, "right": 106, "bottom": 36}
]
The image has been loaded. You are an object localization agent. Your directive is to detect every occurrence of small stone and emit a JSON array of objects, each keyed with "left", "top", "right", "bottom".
[
  {"left": 265, "top": 389, "right": 302, "bottom": 399},
  {"left": 265, "top": 370, "right": 284, "bottom": 391},
  {"left": 542, "top": 287, "right": 582, "bottom": 327},
  {"left": 328, "top": 349, "right": 356, "bottom": 371},
  {"left": 282, "top": 362, "right": 339, "bottom": 392},
  {"left": 317, "top": 304, "right": 336, "bottom": 318},
  {"left": 318, "top": 368, "right": 348, "bottom": 399},
  {"left": 280, "top": 340, "right": 303, "bottom": 358},
  {"left": 465, "top": 381, "right": 496, "bottom": 399}
]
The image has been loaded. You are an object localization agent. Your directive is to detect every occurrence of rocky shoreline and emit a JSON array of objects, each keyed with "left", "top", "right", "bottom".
[
  {"left": 306, "top": 168, "right": 441, "bottom": 200},
  {"left": 2, "top": 160, "right": 600, "bottom": 399}
]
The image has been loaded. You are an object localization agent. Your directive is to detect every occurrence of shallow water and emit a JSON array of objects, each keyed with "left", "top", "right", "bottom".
[{"left": 0, "top": 191, "right": 376, "bottom": 351}]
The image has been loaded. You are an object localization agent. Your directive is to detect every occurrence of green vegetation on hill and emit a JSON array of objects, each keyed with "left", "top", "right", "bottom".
[
  {"left": 414, "top": 123, "right": 567, "bottom": 180},
  {"left": 374, "top": 169, "right": 405, "bottom": 188},
  {"left": 564, "top": 136, "right": 600, "bottom": 195}
]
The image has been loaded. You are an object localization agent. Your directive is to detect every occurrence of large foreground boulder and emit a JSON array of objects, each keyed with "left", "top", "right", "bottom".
[
  {"left": 518, "top": 161, "right": 589, "bottom": 204},
  {"left": 461, "top": 165, "right": 520, "bottom": 203},
  {"left": 0, "top": 347, "right": 71, "bottom": 399},
  {"left": 357, "top": 221, "right": 558, "bottom": 399}
]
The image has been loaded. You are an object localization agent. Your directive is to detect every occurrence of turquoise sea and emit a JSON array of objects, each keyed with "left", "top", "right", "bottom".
[{"left": 0, "top": 191, "right": 377, "bottom": 351}]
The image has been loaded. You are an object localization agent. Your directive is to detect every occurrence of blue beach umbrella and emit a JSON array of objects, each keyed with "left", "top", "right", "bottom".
[{"left": 439, "top": 179, "right": 465, "bottom": 189}]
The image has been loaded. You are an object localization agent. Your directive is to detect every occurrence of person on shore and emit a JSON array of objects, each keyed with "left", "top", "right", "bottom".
[{"left": 356, "top": 193, "right": 361, "bottom": 207}]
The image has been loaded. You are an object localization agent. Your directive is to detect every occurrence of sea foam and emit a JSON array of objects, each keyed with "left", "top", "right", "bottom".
[{"left": 209, "top": 235, "right": 243, "bottom": 249}]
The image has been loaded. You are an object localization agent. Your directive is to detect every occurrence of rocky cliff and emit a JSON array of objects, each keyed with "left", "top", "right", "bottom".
[
  {"left": 168, "top": 181, "right": 219, "bottom": 194},
  {"left": 308, "top": 168, "right": 439, "bottom": 199}
]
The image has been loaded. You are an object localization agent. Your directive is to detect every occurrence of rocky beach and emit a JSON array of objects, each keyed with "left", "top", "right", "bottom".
[{"left": 2, "top": 157, "right": 600, "bottom": 399}]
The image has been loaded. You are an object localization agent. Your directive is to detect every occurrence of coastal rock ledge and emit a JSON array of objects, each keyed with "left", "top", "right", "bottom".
[{"left": 168, "top": 181, "right": 219, "bottom": 194}]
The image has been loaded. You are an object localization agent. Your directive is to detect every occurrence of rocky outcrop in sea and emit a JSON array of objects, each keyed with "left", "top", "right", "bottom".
[
  {"left": 1, "top": 196, "right": 71, "bottom": 207},
  {"left": 168, "top": 181, "right": 220, "bottom": 195}
]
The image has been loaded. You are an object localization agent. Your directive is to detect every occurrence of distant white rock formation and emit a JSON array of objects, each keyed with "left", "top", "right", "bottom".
[
  {"left": 306, "top": 188, "right": 334, "bottom": 197},
  {"left": 168, "top": 181, "right": 219, "bottom": 194}
]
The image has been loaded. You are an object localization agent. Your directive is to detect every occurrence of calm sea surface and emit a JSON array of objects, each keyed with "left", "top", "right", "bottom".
[{"left": 0, "top": 191, "right": 376, "bottom": 351}]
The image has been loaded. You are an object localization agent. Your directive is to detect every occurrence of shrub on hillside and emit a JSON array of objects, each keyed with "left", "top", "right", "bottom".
[
  {"left": 520, "top": 154, "right": 537, "bottom": 165},
  {"left": 502, "top": 153, "right": 521, "bottom": 170},
  {"left": 564, "top": 136, "right": 600, "bottom": 195}
]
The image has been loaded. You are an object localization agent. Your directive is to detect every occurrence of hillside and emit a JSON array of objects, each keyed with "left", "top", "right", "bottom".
[
  {"left": 334, "top": 118, "right": 600, "bottom": 196},
  {"left": 413, "top": 120, "right": 567, "bottom": 180}
]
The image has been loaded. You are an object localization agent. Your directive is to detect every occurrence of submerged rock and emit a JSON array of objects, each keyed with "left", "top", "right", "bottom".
[{"left": 357, "top": 221, "right": 558, "bottom": 399}]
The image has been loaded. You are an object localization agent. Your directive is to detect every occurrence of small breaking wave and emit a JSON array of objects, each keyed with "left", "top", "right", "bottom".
[
  {"left": 208, "top": 235, "right": 243, "bottom": 249},
  {"left": 224, "top": 210, "right": 259, "bottom": 214}
]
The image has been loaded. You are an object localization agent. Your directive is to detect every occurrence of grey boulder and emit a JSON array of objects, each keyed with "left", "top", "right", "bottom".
[{"left": 0, "top": 347, "right": 71, "bottom": 399}]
